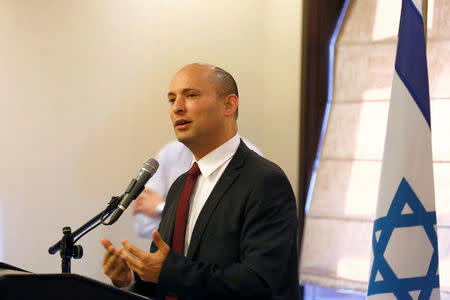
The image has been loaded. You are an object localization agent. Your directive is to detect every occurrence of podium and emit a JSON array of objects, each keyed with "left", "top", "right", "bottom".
[{"left": 0, "top": 262, "right": 148, "bottom": 300}]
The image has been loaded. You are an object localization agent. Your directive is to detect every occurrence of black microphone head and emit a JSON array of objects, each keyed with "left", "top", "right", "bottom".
[
  {"left": 107, "top": 158, "right": 159, "bottom": 225},
  {"left": 137, "top": 158, "right": 159, "bottom": 185},
  {"left": 143, "top": 158, "right": 159, "bottom": 175}
]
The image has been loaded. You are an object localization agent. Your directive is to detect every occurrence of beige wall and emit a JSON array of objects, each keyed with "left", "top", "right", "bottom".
[{"left": 0, "top": 0, "right": 301, "bottom": 282}]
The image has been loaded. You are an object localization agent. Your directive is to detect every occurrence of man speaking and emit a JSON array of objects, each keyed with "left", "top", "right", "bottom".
[{"left": 101, "top": 63, "right": 299, "bottom": 299}]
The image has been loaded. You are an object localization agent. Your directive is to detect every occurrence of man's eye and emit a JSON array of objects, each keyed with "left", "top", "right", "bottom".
[
  {"left": 168, "top": 98, "right": 175, "bottom": 103},
  {"left": 187, "top": 93, "right": 196, "bottom": 98}
]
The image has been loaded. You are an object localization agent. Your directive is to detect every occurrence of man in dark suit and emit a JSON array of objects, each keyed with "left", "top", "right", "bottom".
[{"left": 101, "top": 63, "right": 299, "bottom": 299}]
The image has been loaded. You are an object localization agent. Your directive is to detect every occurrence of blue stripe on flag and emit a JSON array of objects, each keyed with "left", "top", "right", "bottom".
[{"left": 395, "top": 0, "right": 431, "bottom": 127}]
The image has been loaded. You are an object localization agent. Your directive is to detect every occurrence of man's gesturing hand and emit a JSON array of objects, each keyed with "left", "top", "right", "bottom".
[
  {"left": 120, "top": 230, "right": 170, "bottom": 283},
  {"left": 101, "top": 238, "right": 132, "bottom": 287}
]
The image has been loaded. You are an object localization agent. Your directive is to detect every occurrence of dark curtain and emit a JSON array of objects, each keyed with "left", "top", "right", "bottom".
[{"left": 298, "top": 1, "right": 346, "bottom": 296}]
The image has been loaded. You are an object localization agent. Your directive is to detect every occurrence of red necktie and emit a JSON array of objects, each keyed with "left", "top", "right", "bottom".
[
  {"left": 166, "top": 163, "right": 201, "bottom": 300},
  {"left": 172, "top": 162, "right": 201, "bottom": 254}
]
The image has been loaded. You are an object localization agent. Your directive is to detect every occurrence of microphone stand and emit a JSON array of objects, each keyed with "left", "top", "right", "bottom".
[{"left": 48, "top": 194, "right": 123, "bottom": 273}]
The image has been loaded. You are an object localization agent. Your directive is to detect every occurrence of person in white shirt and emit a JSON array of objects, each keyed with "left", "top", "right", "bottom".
[{"left": 133, "top": 139, "right": 262, "bottom": 240}]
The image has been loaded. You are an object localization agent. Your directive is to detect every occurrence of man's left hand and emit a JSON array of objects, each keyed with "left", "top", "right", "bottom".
[{"left": 119, "top": 230, "right": 170, "bottom": 283}]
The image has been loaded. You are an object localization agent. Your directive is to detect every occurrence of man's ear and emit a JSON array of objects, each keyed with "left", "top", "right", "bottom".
[{"left": 223, "top": 94, "right": 239, "bottom": 117}]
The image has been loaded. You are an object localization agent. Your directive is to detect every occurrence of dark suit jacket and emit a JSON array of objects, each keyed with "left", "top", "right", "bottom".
[{"left": 132, "top": 141, "right": 299, "bottom": 300}]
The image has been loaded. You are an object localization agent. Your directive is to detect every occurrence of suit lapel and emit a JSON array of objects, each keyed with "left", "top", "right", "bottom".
[{"left": 186, "top": 140, "right": 249, "bottom": 259}]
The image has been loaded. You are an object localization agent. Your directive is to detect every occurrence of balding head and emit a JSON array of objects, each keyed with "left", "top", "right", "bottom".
[{"left": 185, "top": 63, "right": 239, "bottom": 118}]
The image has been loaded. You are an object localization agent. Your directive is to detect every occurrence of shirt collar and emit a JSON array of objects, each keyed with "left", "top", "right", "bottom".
[{"left": 192, "top": 134, "right": 241, "bottom": 177}]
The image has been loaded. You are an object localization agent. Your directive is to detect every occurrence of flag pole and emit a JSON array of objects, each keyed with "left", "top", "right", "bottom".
[{"left": 423, "top": 0, "right": 428, "bottom": 42}]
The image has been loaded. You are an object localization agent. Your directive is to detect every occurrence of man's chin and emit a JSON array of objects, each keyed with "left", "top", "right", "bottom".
[{"left": 175, "top": 133, "right": 193, "bottom": 146}]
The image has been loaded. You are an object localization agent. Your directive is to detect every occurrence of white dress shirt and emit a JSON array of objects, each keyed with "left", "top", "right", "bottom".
[{"left": 183, "top": 134, "right": 241, "bottom": 255}]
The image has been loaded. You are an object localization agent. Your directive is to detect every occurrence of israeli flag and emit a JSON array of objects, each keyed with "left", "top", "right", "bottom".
[{"left": 367, "top": 0, "right": 440, "bottom": 299}]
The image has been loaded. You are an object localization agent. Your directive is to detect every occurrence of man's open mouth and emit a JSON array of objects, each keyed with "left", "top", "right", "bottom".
[{"left": 176, "top": 120, "right": 191, "bottom": 126}]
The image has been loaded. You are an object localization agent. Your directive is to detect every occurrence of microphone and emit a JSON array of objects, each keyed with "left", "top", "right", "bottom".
[{"left": 108, "top": 158, "right": 159, "bottom": 224}]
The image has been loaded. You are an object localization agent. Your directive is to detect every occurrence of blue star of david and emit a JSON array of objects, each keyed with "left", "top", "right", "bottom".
[{"left": 367, "top": 177, "right": 439, "bottom": 299}]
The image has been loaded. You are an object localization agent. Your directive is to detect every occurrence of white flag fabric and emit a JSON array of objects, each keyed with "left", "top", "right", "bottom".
[{"left": 367, "top": 0, "right": 440, "bottom": 299}]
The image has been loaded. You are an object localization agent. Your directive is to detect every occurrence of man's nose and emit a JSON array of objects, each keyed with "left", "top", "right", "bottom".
[{"left": 172, "top": 97, "right": 186, "bottom": 114}]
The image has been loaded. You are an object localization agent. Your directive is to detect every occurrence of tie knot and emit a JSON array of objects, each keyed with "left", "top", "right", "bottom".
[{"left": 188, "top": 162, "right": 201, "bottom": 177}]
